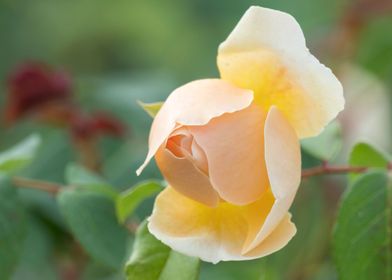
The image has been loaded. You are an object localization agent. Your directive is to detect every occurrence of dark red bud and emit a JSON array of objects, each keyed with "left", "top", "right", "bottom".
[
  {"left": 90, "top": 112, "right": 125, "bottom": 137},
  {"left": 70, "top": 112, "right": 125, "bottom": 140},
  {"left": 5, "top": 62, "right": 72, "bottom": 123}
]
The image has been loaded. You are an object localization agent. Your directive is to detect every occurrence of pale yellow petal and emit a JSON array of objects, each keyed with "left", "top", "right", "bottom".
[
  {"left": 189, "top": 104, "right": 269, "bottom": 205},
  {"left": 148, "top": 186, "right": 276, "bottom": 263},
  {"left": 244, "top": 213, "right": 296, "bottom": 258},
  {"left": 218, "top": 6, "right": 344, "bottom": 138},
  {"left": 244, "top": 107, "right": 301, "bottom": 252},
  {"left": 137, "top": 79, "right": 253, "bottom": 175}
]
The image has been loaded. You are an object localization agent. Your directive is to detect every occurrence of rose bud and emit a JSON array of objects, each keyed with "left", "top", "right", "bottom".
[
  {"left": 5, "top": 62, "right": 71, "bottom": 123},
  {"left": 137, "top": 6, "right": 344, "bottom": 263}
]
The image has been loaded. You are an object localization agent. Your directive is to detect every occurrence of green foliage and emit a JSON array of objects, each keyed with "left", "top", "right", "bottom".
[
  {"left": 333, "top": 171, "right": 392, "bottom": 280},
  {"left": 82, "top": 261, "right": 125, "bottom": 280},
  {"left": 0, "top": 134, "right": 41, "bottom": 174},
  {"left": 58, "top": 187, "right": 128, "bottom": 269},
  {"left": 301, "top": 121, "right": 342, "bottom": 161},
  {"left": 59, "top": 165, "right": 129, "bottom": 269},
  {"left": 349, "top": 143, "right": 389, "bottom": 182},
  {"left": 356, "top": 17, "right": 392, "bottom": 87},
  {"left": 0, "top": 135, "right": 41, "bottom": 277},
  {"left": 126, "top": 221, "right": 200, "bottom": 280},
  {"left": 138, "top": 101, "right": 164, "bottom": 118},
  {"left": 11, "top": 215, "right": 57, "bottom": 280},
  {"left": 116, "top": 180, "right": 163, "bottom": 224},
  {"left": 66, "top": 163, "right": 108, "bottom": 186},
  {"left": 0, "top": 177, "right": 27, "bottom": 279},
  {"left": 65, "top": 163, "right": 118, "bottom": 199}
]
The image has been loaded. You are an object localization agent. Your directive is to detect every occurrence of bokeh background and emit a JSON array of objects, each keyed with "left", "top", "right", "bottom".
[{"left": 0, "top": 0, "right": 391, "bottom": 279}]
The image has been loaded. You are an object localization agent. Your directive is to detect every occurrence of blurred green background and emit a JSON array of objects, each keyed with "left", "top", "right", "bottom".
[{"left": 0, "top": 0, "right": 391, "bottom": 279}]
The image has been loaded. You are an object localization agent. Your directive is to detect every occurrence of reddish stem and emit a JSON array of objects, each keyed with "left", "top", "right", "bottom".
[
  {"left": 10, "top": 163, "right": 383, "bottom": 195},
  {"left": 12, "top": 177, "right": 62, "bottom": 195},
  {"left": 301, "top": 164, "right": 368, "bottom": 178}
]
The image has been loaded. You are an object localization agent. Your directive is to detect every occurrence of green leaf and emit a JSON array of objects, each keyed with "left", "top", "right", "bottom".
[
  {"left": 58, "top": 187, "right": 128, "bottom": 269},
  {"left": 66, "top": 163, "right": 108, "bottom": 186},
  {"left": 137, "top": 101, "right": 163, "bottom": 118},
  {"left": 116, "top": 180, "right": 163, "bottom": 224},
  {"left": 11, "top": 215, "right": 57, "bottom": 280},
  {"left": 0, "top": 177, "right": 27, "bottom": 278},
  {"left": 65, "top": 163, "right": 118, "bottom": 199},
  {"left": 333, "top": 171, "right": 392, "bottom": 280},
  {"left": 301, "top": 121, "right": 342, "bottom": 161},
  {"left": 349, "top": 143, "right": 389, "bottom": 182},
  {"left": 0, "top": 134, "right": 41, "bottom": 173},
  {"left": 126, "top": 221, "right": 200, "bottom": 280}
]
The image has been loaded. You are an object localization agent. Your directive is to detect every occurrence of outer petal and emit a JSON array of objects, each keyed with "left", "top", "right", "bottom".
[
  {"left": 243, "top": 106, "right": 301, "bottom": 253},
  {"left": 244, "top": 213, "right": 296, "bottom": 258},
  {"left": 189, "top": 104, "right": 269, "bottom": 205},
  {"left": 149, "top": 186, "right": 271, "bottom": 263},
  {"left": 136, "top": 79, "right": 253, "bottom": 175},
  {"left": 217, "top": 6, "right": 344, "bottom": 138},
  {"left": 148, "top": 187, "right": 296, "bottom": 263}
]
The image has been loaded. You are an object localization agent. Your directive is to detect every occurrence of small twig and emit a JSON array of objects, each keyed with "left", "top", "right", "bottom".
[
  {"left": 302, "top": 164, "right": 369, "bottom": 178},
  {"left": 12, "top": 177, "right": 62, "bottom": 195},
  {"left": 10, "top": 162, "right": 388, "bottom": 194}
]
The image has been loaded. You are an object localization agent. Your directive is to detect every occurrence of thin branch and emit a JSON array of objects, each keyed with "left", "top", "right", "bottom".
[
  {"left": 302, "top": 163, "right": 368, "bottom": 178},
  {"left": 9, "top": 162, "right": 386, "bottom": 194},
  {"left": 12, "top": 177, "right": 62, "bottom": 195}
]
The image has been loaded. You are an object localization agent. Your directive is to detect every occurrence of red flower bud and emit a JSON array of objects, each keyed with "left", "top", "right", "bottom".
[
  {"left": 70, "top": 112, "right": 125, "bottom": 140},
  {"left": 5, "top": 62, "right": 72, "bottom": 123},
  {"left": 90, "top": 112, "right": 125, "bottom": 137}
]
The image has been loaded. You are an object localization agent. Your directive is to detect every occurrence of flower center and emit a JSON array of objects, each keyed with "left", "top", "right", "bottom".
[{"left": 166, "top": 127, "right": 209, "bottom": 174}]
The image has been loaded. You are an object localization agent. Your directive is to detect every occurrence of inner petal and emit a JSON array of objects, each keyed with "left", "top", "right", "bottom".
[
  {"left": 155, "top": 146, "right": 219, "bottom": 207},
  {"left": 166, "top": 127, "right": 209, "bottom": 175},
  {"left": 156, "top": 127, "right": 218, "bottom": 207},
  {"left": 190, "top": 139, "right": 209, "bottom": 174}
]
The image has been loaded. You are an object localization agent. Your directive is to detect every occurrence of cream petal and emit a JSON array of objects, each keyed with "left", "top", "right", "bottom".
[
  {"left": 244, "top": 213, "right": 296, "bottom": 258},
  {"left": 189, "top": 104, "right": 269, "bottom": 205},
  {"left": 136, "top": 79, "right": 253, "bottom": 175},
  {"left": 218, "top": 6, "right": 344, "bottom": 138},
  {"left": 243, "top": 106, "right": 301, "bottom": 252},
  {"left": 148, "top": 187, "right": 277, "bottom": 264},
  {"left": 155, "top": 147, "right": 219, "bottom": 207}
]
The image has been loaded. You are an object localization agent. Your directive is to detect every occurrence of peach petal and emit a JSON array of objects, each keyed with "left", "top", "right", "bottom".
[
  {"left": 148, "top": 187, "right": 296, "bottom": 263},
  {"left": 148, "top": 186, "right": 279, "bottom": 263},
  {"left": 155, "top": 147, "right": 219, "bottom": 207},
  {"left": 137, "top": 79, "right": 253, "bottom": 175},
  {"left": 189, "top": 104, "right": 269, "bottom": 205},
  {"left": 244, "top": 213, "right": 296, "bottom": 258},
  {"left": 243, "top": 106, "right": 301, "bottom": 252},
  {"left": 218, "top": 6, "right": 344, "bottom": 138}
]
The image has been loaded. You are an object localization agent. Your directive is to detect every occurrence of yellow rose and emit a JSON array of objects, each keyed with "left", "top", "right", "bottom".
[{"left": 137, "top": 6, "right": 344, "bottom": 263}]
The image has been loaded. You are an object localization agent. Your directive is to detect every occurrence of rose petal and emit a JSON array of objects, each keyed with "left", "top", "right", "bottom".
[
  {"left": 148, "top": 186, "right": 278, "bottom": 264},
  {"left": 149, "top": 186, "right": 297, "bottom": 263},
  {"left": 243, "top": 106, "right": 301, "bottom": 253},
  {"left": 137, "top": 79, "right": 253, "bottom": 175},
  {"left": 155, "top": 147, "right": 220, "bottom": 207},
  {"left": 218, "top": 6, "right": 344, "bottom": 138},
  {"left": 244, "top": 213, "right": 296, "bottom": 258},
  {"left": 189, "top": 104, "right": 269, "bottom": 205}
]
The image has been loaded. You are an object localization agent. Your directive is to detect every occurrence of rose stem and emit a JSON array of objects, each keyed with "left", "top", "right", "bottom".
[{"left": 12, "top": 176, "right": 62, "bottom": 195}]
